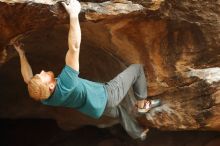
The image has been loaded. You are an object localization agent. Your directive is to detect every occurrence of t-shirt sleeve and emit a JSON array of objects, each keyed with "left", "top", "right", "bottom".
[{"left": 58, "top": 65, "right": 80, "bottom": 90}]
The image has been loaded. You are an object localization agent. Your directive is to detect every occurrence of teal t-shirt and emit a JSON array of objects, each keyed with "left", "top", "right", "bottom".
[{"left": 41, "top": 65, "right": 108, "bottom": 119}]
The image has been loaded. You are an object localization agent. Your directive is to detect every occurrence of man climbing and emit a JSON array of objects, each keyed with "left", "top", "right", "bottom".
[{"left": 12, "top": 0, "right": 160, "bottom": 140}]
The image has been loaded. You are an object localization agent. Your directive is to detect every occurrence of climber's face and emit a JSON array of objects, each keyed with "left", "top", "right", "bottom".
[{"left": 37, "top": 70, "right": 55, "bottom": 84}]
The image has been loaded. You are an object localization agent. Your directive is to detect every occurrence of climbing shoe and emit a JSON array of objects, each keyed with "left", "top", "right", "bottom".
[{"left": 137, "top": 99, "right": 161, "bottom": 113}]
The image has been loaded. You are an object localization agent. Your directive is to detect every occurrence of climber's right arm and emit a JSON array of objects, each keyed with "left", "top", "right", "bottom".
[{"left": 62, "top": 0, "right": 81, "bottom": 72}]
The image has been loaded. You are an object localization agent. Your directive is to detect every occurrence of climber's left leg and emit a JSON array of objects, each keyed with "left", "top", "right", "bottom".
[{"left": 103, "top": 104, "right": 148, "bottom": 140}]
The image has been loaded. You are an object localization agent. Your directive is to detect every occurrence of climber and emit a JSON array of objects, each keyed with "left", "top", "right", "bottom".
[{"left": 12, "top": 0, "right": 160, "bottom": 140}]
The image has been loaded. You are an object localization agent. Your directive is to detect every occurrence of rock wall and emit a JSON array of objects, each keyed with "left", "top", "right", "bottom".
[{"left": 0, "top": 0, "right": 220, "bottom": 131}]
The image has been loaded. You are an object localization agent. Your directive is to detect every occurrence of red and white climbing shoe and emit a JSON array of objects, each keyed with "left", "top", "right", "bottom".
[{"left": 137, "top": 99, "right": 161, "bottom": 113}]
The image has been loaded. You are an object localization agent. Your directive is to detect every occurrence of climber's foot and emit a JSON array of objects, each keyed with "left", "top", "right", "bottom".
[{"left": 137, "top": 99, "right": 161, "bottom": 113}]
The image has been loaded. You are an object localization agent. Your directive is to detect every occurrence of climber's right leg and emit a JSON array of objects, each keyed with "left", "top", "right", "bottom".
[{"left": 104, "top": 64, "right": 148, "bottom": 108}]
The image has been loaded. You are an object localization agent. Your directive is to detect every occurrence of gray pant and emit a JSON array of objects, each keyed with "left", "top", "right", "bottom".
[{"left": 103, "top": 64, "right": 147, "bottom": 139}]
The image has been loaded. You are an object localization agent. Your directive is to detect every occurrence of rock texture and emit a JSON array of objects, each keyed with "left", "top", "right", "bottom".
[{"left": 0, "top": 0, "right": 220, "bottom": 133}]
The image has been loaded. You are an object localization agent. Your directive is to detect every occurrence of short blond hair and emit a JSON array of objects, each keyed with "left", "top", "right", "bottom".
[{"left": 27, "top": 75, "right": 51, "bottom": 101}]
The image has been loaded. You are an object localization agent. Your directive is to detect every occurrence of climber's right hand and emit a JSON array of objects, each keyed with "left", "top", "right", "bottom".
[{"left": 62, "top": 0, "right": 81, "bottom": 17}]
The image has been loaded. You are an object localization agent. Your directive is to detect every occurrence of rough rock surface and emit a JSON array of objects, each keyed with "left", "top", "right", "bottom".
[{"left": 0, "top": 0, "right": 220, "bottom": 133}]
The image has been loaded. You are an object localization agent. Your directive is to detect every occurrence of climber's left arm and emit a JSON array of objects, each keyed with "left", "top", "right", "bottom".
[{"left": 13, "top": 42, "right": 33, "bottom": 84}]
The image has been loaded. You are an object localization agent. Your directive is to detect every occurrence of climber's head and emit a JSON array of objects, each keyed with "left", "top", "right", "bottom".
[{"left": 27, "top": 70, "right": 56, "bottom": 101}]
